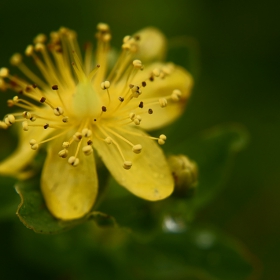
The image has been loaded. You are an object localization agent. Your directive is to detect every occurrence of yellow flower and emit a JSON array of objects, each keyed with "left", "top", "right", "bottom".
[{"left": 0, "top": 23, "right": 193, "bottom": 220}]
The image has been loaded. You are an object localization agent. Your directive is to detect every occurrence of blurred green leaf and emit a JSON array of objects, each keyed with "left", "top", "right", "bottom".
[
  {"left": 124, "top": 226, "right": 256, "bottom": 280},
  {"left": 0, "top": 177, "right": 18, "bottom": 220},
  {"left": 169, "top": 124, "right": 248, "bottom": 211},
  {"left": 15, "top": 179, "right": 116, "bottom": 234}
]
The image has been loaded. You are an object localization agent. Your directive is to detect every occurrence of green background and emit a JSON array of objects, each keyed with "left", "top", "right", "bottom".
[{"left": 0, "top": 0, "right": 279, "bottom": 279}]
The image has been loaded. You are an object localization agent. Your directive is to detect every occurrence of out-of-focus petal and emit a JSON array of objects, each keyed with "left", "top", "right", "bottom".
[
  {"left": 0, "top": 128, "right": 50, "bottom": 179},
  {"left": 133, "top": 27, "right": 167, "bottom": 63},
  {"left": 41, "top": 136, "right": 98, "bottom": 220},
  {"left": 92, "top": 126, "right": 173, "bottom": 201}
]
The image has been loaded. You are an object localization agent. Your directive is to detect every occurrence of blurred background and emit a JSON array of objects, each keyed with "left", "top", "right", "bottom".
[{"left": 0, "top": 0, "right": 279, "bottom": 279}]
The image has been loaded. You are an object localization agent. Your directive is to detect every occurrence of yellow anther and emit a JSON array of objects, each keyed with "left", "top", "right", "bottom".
[
  {"left": 129, "top": 112, "right": 135, "bottom": 120},
  {"left": 53, "top": 107, "right": 64, "bottom": 116},
  {"left": 101, "top": 81, "right": 111, "bottom": 90},
  {"left": 25, "top": 45, "right": 34, "bottom": 56},
  {"left": 152, "top": 68, "right": 160, "bottom": 77},
  {"left": 97, "top": 23, "right": 110, "bottom": 32},
  {"left": 158, "top": 134, "right": 167, "bottom": 145},
  {"left": 10, "top": 53, "right": 22, "bottom": 66},
  {"left": 5, "top": 114, "right": 15, "bottom": 126},
  {"left": 159, "top": 98, "right": 168, "bottom": 108},
  {"left": 58, "top": 149, "right": 68, "bottom": 158},
  {"left": 62, "top": 142, "right": 70, "bottom": 148},
  {"left": 133, "top": 60, "right": 143, "bottom": 69},
  {"left": 33, "top": 33, "right": 47, "bottom": 44},
  {"left": 68, "top": 156, "right": 79, "bottom": 167},
  {"left": 29, "top": 139, "right": 37, "bottom": 145},
  {"left": 0, "top": 68, "right": 9, "bottom": 77},
  {"left": 22, "top": 111, "right": 31, "bottom": 119},
  {"left": 82, "top": 128, "right": 92, "bottom": 137},
  {"left": 29, "top": 139, "right": 38, "bottom": 150},
  {"left": 30, "top": 143, "right": 39, "bottom": 150},
  {"left": 171, "top": 89, "right": 182, "bottom": 101},
  {"left": 132, "top": 144, "right": 142, "bottom": 154},
  {"left": 73, "top": 132, "right": 83, "bottom": 142},
  {"left": 62, "top": 116, "right": 69, "bottom": 123},
  {"left": 123, "top": 35, "right": 131, "bottom": 43},
  {"left": 0, "top": 121, "right": 8, "bottom": 129},
  {"left": 82, "top": 145, "right": 93, "bottom": 156},
  {"left": 35, "top": 43, "right": 45, "bottom": 52},
  {"left": 105, "top": 137, "right": 112, "bottom": 144},
  {"left": 123, "top": 161, "right": 132, "bottom": 170}
]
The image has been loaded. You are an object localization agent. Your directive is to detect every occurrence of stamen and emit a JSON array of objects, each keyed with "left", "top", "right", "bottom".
[
  {"left": 158, "top": 134, "right": 167, "bottom": 145},
  {"left": 82, "top": 145, "right": 93, "bottom": 155},
  {"left": 123, "top": 161, "right": 132, "bottom": 170},
  {"left": 58, "top": 149, "right": 68, "bottom": 158},
  {"left": 68, "top": 156, "right": 79, "bottom": 166},
  {"left": 29, "top": 139, "right": 39, "bottom": 150}
]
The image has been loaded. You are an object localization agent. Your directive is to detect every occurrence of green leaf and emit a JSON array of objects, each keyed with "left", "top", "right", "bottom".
[
  {"left": 15, "top": 179, "right": 116, "bottom": 234},
  {"left": 170, "top": 124, "right": 248, "bottom": 211},
  {"left": 124, "top": 225, "right": 256, "bottom": 280}
]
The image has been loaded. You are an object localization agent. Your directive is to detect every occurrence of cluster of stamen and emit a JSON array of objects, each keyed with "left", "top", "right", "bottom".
[{"left": 0, "top": 24, "right": 183, "bottom": 170}]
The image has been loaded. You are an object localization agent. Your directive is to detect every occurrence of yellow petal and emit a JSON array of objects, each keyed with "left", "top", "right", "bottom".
[
  {"left": 92, "top": 126, "right": 174, "bottom": 201},
  {"left": 133, "top": 27, "right": 167, "bottom": 63},
  {"left": 0, "top": 127, "right": 51, "bottom": 179},
  {"left": 130, "top": 63, "right": 193, "bottom": 130},
  {"left": 41, "top": 137, "right": 98, "bottom": 220}
]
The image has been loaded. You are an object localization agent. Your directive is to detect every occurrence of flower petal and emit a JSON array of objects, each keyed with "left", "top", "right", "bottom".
[
  {"left": 129, "top": 63, "right": 193, "bottom": 130},
  {"left": 41, "top": 137, "right": 98, "bottom": 220},
  {"left": 133, "top": 27, "right": 167, "bottom": 63},
  {"left": 92, "top": 126, "right": 174, "bottom": 201},
  {"left": 0, "top": 128, "right": 51, "bottom": 179}
]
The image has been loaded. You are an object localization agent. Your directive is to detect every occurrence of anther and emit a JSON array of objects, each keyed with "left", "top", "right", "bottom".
[
  {"left": 158, "top": 134, "right": 167, "bottom": 145},
  {"left": 44, "top": 123, "right": 49, "bottom": 129},
  {"left": 10, "top": 53, "right": 22, "bottom": 66},
  {"left": 171, "top": 89, "right": 182, "bottom": 101},
  {"left": 123, "top": 161, "right": 132, "bottom": 170},
  {"left": 0, "top": 121, "right": 8, "bottom": 129},
  {"left": 105, "top": 137, "right": 112, "bottom": 144},
  {"left": 62, "top": 116, "right": 69, "bottom": 123},
  {"left": 142, "top": 81, "right": 146, "bottom": 87},
  {"left": 159, "top": 98, "right": 168, "bottom": 108},
  {"left": 102, "top": 106, "right": 107, "bottom": 112},
  {"left": 13, "top": 96, "right": 19, "bottom": 102},
  {"left": 32, "top": 84, "right": 37, "bottom": 89},
  {"left": 22, "top": 121, "right": 29, "bottom": 131},
  {"left": 52, "top": 85, "right": 58, "bottom": 90},
  {"left": 33, "top": 33, "right": 47, "bottom": 44},
  {"left": 40, "top": 97, "right": 46, "bottom": 103},
  {"left": 4, "top": 115, "right": 15, "bottom": 126},
  {"left": 25, "top": 45, "right": 34, "bottom": 56},
  {"left": 152, "top": 68, "right": 160, "bottom": 77},
  {"left": 29, "top": 139, "right": 38, "bottom": 150},
  {"left": 148, "top": 108, "right": 153, "bottom": 114},
  {"left": 97, "top": 23, "right": 110, "bottom": 33},
  {"left": 139, "top": 101, "right": 144, "bottom": 108},
  {"left": 68, "top": 156, "right": 79, "bottom": 167},
  {"left": 82, "top": 128, "right": 92, "bottom": 137},
  {"left": 133, "top": 60, "right": 143, "bottom": 69},
  {"left": 87, "top": 140, "right": 93, "bottom": 145},
  {"left": 129, "top": 112, "right": 135, "bottom": 120},
  {"left": 82, "top": 145, "right": 93, "bottom": 156},
  {"left": 0, "top": 68, "right": 9, "bottom": 78},
  {"left": 101, "top": 81, "right": 110, "bottom": 90},
  {"left": 62, "top": 142, "right": 70, "bottom": 148},
  {"left": 73, "top": 132, "right": 83, "bottom": 142},
  {"left": 118, "top": 97, "right": 124, "bottom": 102},
  {"left": 53, "top": 107, "right": 64, "bottom": 116},
  {"left": 132, "top": 144, "right": 142, "bottom": 154},
  {"left": 58, "top": 149, "right": 68, "bottom": 158},
  {"left": 23, "top": 111, "right": 32, "bottom": 119}
]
